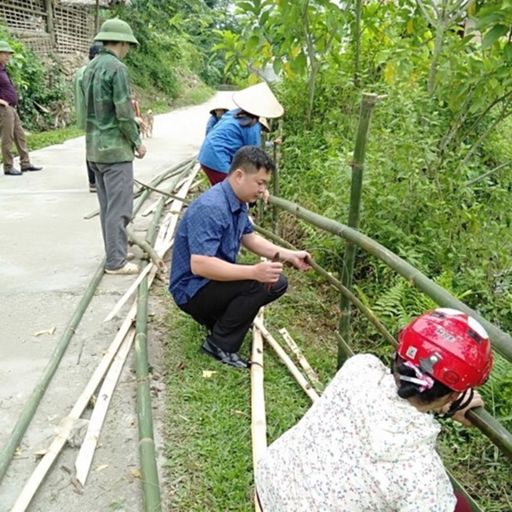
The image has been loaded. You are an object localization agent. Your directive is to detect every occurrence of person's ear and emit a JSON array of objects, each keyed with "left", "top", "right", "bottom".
[{"left": 232, "top": 168, "right": 244, "bottom": 183}]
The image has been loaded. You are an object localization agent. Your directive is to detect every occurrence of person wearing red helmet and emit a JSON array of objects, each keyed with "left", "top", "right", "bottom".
[{"left": 255, "top": 308, "right": 493, "bottom": 512}]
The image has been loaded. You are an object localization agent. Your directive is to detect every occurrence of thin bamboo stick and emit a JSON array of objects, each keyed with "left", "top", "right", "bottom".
[
  {"left": 253, "top": 318, "right": 319, "bottom": 402},
  {"left": 253, "top": 224, "right": 397, "bottom": 347},
  {"left": 83, "top": 158, "right": 195, "bottom": 220},
  {"left": 267, "top": 195, "right": 512, "bottom": 363},
  {"left": 0, "top": 260, "right": 105, "bottom": 485},
  {"left": 339, "top": 93, "right": 380, "bottom": 368},
  {"left": 251, "top": 311, "right": 267, "bottom": 512},
  {"left": 278, "top": 328, "right": 322, "bottom": 392},
  {"left": 255, "top": 224, "right": 512, "bottom": 459},
  {"left": 74, "top": 329, "right": 136, "bottom": 487},
  {"left": 135, "top": 277, "right": 162, "bottom": 512}
]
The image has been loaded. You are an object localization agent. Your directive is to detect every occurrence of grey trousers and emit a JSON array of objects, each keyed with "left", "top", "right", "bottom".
[{"left": 89, "top": 161, "right": 133, "bottom": 270}]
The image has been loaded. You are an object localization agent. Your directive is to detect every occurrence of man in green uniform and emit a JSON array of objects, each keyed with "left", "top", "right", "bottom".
[{"left": 83, "top": 18, "right": 146, "bottom": 275}]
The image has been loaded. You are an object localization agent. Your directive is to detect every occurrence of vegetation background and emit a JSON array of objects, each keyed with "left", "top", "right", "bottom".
[{"left": 2, "top": 0, "right": 511, "bottom": 510}]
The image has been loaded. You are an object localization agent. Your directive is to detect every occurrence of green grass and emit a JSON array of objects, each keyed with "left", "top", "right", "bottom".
[
  {"left": 27, "top": 126, "right": 83, "bottom": 151},
  {"left": 162, "top": 257, "right": 512, "bottom": 511}
]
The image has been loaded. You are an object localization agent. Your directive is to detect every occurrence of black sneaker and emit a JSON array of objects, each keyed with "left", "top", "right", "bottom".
[
  {"left": 4, "top": 167, "right": 22, "bottom": 176},
  {"left": 201, "top": 339, "right": 249, "bottom": 369}
]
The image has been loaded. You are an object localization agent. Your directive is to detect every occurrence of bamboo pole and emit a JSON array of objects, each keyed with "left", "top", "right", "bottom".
[
  {"left": 266, "top": 195, "right": 512, "bottom": 363},
  {"left": 127, "top": 226, "right": 166, "bottom": 273},
  {"left": 264, "top": 200, "right": 512, "bottom": 459},
  {"left": 0, "top": 260, "right": 105, "bottom": 485},
  {"left": 74, "top": 329, "right": 136, "bottom": 487},
  {"left": 253, "top": 223, "right": 397, "bottom": 347},
  {"left": 339, "top": 93, "right": 380, "bottom": 368},
  {"left": 83, "top": 158, "right": 195, "bottom": 220},
  {"left": 251, "top": 311, "right": 266, "bottom": 512},
  {"left": 278, "top": 328, "right": 322, "bottom": 392},
  {"left": 253, "top": 318, "right": 319, "bottom": 402},
  {"left": 135, "top": 277, "right": 162, "bottom": 512}
]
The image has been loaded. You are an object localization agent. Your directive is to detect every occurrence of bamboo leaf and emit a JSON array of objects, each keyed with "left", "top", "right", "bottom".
[{"left": 482, "top": 24, "right": 509, "bottom": 49}]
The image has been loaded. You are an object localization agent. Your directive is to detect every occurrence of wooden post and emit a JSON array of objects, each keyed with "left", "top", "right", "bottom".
[
  {"left": 338, "top": 93, "right": 379, "bottom": 368},
  {"left": 45, "top": 0, "right": 55, "bottom": 46}
]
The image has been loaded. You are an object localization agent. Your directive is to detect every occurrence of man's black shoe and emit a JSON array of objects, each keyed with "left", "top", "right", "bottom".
[
  {"left": 21, "top": 164, "right": 43, "bottom": 172},
  {"left": 4, "top": 167, "right": 22, "bottom": 176},
  {"left": 201, "top": 339, "right": 249, "bottom": 369}
]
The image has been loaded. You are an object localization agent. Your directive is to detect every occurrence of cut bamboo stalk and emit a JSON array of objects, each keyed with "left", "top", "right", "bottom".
[
  {"left": 278, "top": 328, "right": 322, "bottom": 392},
  {"left": 74, "top": 328, "right": 136, "bottom": 486},
  {"left": 340, "top": 93, "right": 380, "bottom": 367},
  {"left": 127, "top": 226, "right": 166, "bottom": 274},
  {"left": 253, "top": 224, "right": 397, "bottom": 347},
  {"left": 253, "top": 318, "right": 319, "bottom": 402},
  {"left": 251, "top": 311, "right": 267, "bottom": 512},
  {"left": 103, "top": 240, "right": 173, "bottom": 323},
  {"left": 267, "top": 194, "right": 512, "bottom": 363},
  {"left": 0, "top": 260, "right": 105, "bottom": 485},
  {"left": 135, "top": 277, "right": 162, "bottom": 512},
  {"left": 251, "top": 314, "right": 267, "bottom": 462}
]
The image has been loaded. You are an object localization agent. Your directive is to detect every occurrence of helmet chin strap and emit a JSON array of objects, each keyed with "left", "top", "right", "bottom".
[{"left": 438, "top": 389, "right": 474, "bottom": 419}]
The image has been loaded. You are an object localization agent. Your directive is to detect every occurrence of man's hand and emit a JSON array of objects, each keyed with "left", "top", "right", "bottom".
[
  {"left": 252, "top": 260, "right": 283, "bottom": 284},
  {"left": 283, "top": 250, "right": 312, "bottom": 271},
  {"left": 135, "top": 144, "right": 147, "bottom": 159},
  {"left": 444, "top": 390, "right": 484, "bottom": 427},
  {"left": 0, "top": 99, "right": 8, "bottom": 107}
]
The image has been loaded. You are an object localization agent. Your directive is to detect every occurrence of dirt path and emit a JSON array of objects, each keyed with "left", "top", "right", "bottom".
[{"left": 0, "top": 93, "right": 228, "bottom": 512}]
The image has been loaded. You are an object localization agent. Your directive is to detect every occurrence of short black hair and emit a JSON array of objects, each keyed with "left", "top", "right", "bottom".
[
  {"left": 229, "top": 146, "right": 275, "bottom": 175},
  {"left": 89, "top": 42, "right": 103, "bottom": 60}
]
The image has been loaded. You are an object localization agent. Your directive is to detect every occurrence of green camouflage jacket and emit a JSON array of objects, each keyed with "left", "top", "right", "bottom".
[
  {"left": 73, "top": 64, "right": 86, "bottom": 130},
  {"left": 83, "top": 49, "right": 141, "bottom": 163}
]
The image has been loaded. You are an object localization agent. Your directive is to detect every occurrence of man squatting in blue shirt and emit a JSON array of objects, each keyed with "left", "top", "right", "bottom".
[{"left": 169, "top": 145, "right": 311, "bottom": 369}]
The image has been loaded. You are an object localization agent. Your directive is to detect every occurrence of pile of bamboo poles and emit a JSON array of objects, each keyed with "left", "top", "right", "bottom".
[{"left": 1, "top": 157, "right": 199, "bottom": 511}]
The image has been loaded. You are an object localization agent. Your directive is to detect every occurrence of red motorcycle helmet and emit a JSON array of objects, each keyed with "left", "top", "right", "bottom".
[{"left": 397, "top": 308, "right": 493, "bottom": 392}]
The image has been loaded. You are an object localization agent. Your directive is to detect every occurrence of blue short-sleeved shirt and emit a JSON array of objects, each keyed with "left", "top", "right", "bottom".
[
  {"left": 198, "top": 109, "right": 262, "bottom": 173},
  {"left": 169, "top": 180, "right": 254, "bottom": 305}
]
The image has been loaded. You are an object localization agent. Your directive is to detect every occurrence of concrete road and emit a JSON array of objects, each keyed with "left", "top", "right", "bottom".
[{"left": 0, "top": 93, "right": 231, "bottom": 511}]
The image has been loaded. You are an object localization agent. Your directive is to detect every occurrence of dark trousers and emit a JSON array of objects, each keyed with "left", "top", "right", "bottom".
[
  {"left": 200, "top": 164, "right": 227, "bottom": 186},
  {"left": 180, "top": 275, "right": 288, "bottom": 353},
  {"left": 86, "top": 159, "right": 95, "bottom": 186}
]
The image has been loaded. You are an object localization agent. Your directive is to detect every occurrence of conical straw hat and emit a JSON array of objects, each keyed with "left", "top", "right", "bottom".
[
  {"left": 232, "top": 82, "right": 284, "bottom": 119},
  {"left": 209, "top": 101, "right": 235, "bottom": 116},
  {"left": 259, "top": 117, "right": 270, "bottom": 132}
]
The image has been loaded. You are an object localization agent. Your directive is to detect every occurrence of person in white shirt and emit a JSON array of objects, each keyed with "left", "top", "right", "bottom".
[{"left": 256, "top": 308, "right": 493, "bottom": 512}]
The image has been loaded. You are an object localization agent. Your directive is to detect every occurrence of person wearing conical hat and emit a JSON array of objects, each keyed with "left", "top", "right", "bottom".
[
  {"left": 82, "top": 19, "right": 146, "bottom": 275},
  {"left": 205, "top": 101, "right": 232, "bottom": 135},
  {"left": 0, "top": 40, "right": 43, "bottom": 176},
  {"left": 198, "top": 82, "right": 283, "bottom": 186}
]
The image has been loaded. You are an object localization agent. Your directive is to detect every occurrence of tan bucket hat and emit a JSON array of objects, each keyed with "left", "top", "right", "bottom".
[{"left": 232, "top": 82, "right": 284, "bottom": 119}]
